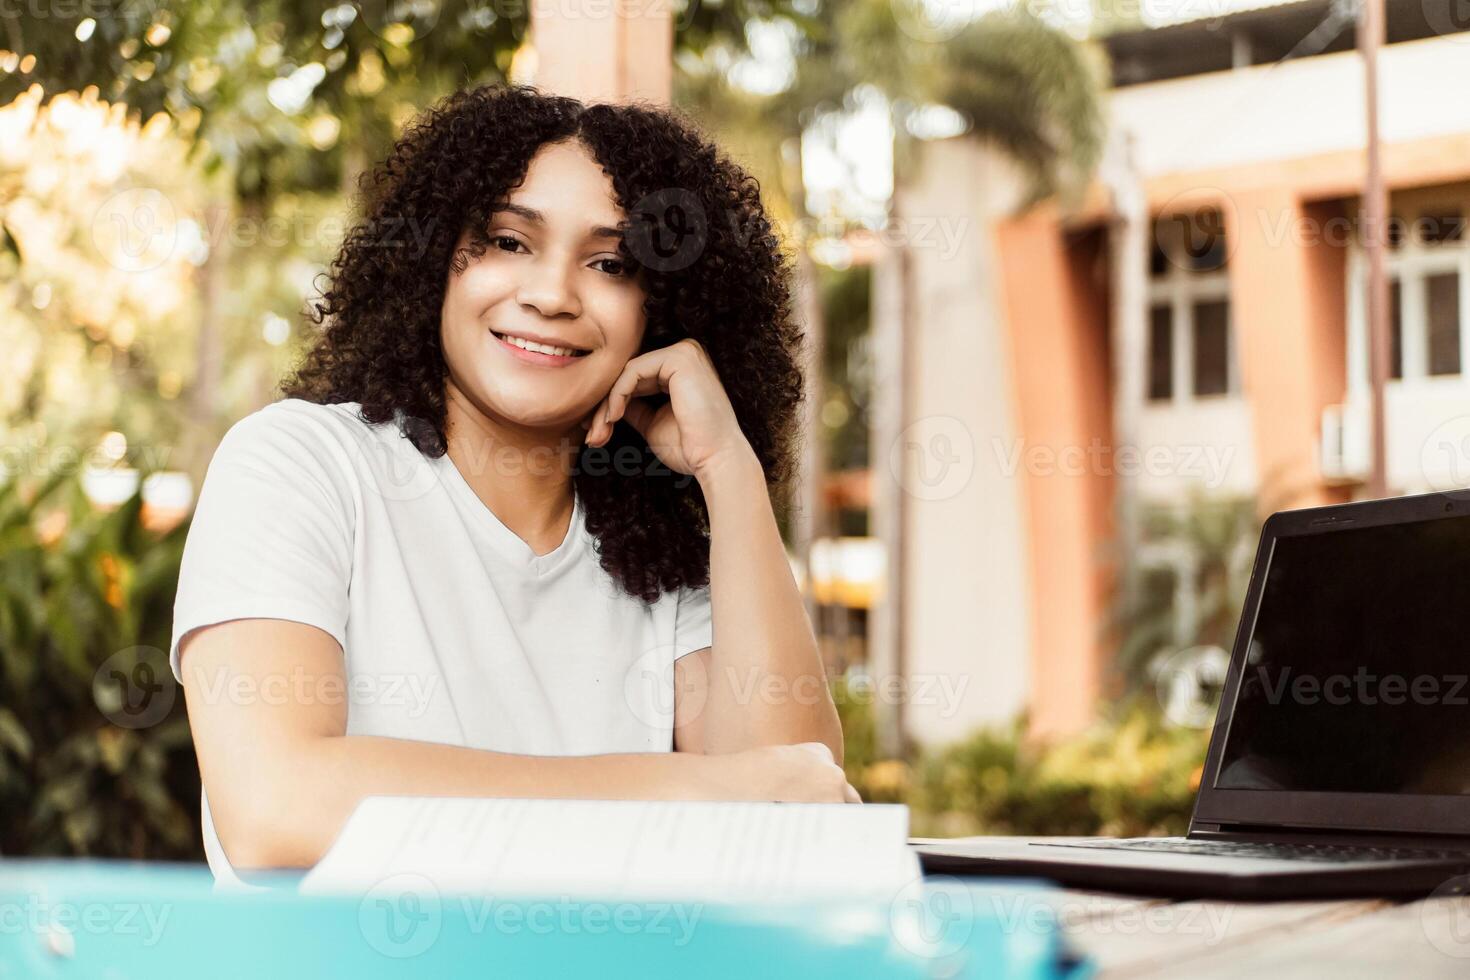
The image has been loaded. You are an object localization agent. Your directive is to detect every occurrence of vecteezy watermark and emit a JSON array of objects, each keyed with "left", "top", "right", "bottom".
[
  {"left": 359, "top": 873, "right": 442, "bottom": 959},
  {"left": 0, "top": 440, "right": 175, "bottom": 480},
  {"left": 1422, "top": 0, "right": 1470, "bottom": 44},
  {"left": 622, "top": 657, "right": 971, "bottom": 732},
  {"left": 1422, "top": 873, "right": 1470, "bottom": 958},
  {"left": 623, "top": 641, "right": 704, "bottom": 732},
  {"left": 1245, "top": 666, "right": 1469, "bottom": 708},
  {"left": 1420, "top": 416, "right": 1470, "bottom": 501},
  {"left": 93, "top": 645, "right": 176, "bottom": 730},
  {"left": 624, "top": 188, "right": 709, "bottom": 273},
  {"left": 182, "top": 664, "right": 441, "bottom": 718},
  {"left": 984, "top": 889, "right": 1233, "bottom": 945},
  {"left": 889, "top": 416, "right": 975, "bottom": 502},
  {"left": 91, "top": 187, "right": 179, "bottom": 274},
  {"left": 350, "top": 0, "right": 442, "bottom": 43},
  {"left": 992, "top": 437, "right": 1238, "bottom": 490},
  {"left": 887, "top": 0, "right": 986, "bottom": 44},
  {"left": 1153, "top": 187, "right": 1238, "bottom": 272},
  {"left": 356, "top": 873, "right": 704, "bottom": 958},
  {"left": 889, "top": 874, "right": 974, "bottom": 960},
  {"left": 1154, "top": 645, "right": 1231, "bottom": 729},
  {"left": 0, "top": 894, "right": 173, "bottom": 949},
  {"left": 0, "top": 0, "right": 162, "bottom": 25},
  {"left": 354, "top": 426, "right": 696, "bottom": 505}
]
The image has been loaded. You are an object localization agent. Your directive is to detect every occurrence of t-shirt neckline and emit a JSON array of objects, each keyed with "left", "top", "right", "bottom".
[{"left": 430, "top": 446, "right": 583, "bottom": 574}]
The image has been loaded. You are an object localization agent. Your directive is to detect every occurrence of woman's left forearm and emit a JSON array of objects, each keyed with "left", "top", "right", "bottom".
[{"left": 695, "top": 447, "right": 844, "bottom": 763}]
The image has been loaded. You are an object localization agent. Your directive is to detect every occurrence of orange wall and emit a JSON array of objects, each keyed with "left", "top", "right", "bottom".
[
  {"left": 995, "top": 212, "right": 1116, "bottom": 739},
  {"left": 1223, "top": 190, "right": 1351, "bottom": 514}
]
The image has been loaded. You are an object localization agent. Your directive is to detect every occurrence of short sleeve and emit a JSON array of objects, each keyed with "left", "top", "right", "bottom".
[
  {"left": 673, "top": 583, "right": 713, "bottom": 660},
  {"left": 168, "top": 404, "right": 356, "bottom": 683}
]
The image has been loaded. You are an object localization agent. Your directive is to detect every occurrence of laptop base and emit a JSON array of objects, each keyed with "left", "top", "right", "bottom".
[{"left": 911, "top": 836, "right": 1470, "bottom": 900}]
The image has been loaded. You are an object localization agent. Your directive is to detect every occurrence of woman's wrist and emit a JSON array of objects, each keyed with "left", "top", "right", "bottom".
[{"left": 693, "top": 444, "right": 764, "bottom": 502}]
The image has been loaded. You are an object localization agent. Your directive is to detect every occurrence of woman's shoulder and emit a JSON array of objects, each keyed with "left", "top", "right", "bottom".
[
  {"left": 213, "top": 399, "right": 379, "bottom": 478},
  {"left": 222, "top": 398, "right": 391, "bottom": 446}
]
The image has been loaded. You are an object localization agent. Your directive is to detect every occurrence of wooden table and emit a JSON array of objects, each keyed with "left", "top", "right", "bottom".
[{"left": 911, "top": 840, "right": 1470, "bottom": 977}]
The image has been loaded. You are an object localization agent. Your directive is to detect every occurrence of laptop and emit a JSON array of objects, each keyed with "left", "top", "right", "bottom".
[{"left": 913, "top": 490, "right": 1470, "bottom": 898}]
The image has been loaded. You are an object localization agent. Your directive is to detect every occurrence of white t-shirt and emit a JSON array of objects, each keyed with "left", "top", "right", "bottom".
[{"left": 168, "top": 398, "right": 713, "bottom": 887}]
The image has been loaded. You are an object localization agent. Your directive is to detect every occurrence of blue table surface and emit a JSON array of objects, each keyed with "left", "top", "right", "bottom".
[{"left": 0, "top": 859, "right": 1092, "bottom": 979}]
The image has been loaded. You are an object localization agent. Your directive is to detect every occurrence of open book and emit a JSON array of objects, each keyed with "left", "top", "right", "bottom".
[{"left": 299, "top": 796, "right": 923, "bottom": 904}]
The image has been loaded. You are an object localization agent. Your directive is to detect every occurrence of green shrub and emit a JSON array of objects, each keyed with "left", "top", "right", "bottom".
[
  {"left": 0, "top": 467, "right": 201, "bottom": 859},
  {"left": 838, "top": 688, "right": 1208, "bottom": 838}
]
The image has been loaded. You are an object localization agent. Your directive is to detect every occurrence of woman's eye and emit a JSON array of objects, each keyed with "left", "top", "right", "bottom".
[{"left": 488, "top": 236, "right": 625, "bottom": 277}]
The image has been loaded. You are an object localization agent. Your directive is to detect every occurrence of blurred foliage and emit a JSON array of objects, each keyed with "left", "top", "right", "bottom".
[
  {"left": 841, "top": 698, "right": 1209, "bottom": 839},
  {"left": 840, "top": 2, "right": 1107, "bottom": 205},
  {"left": 1106, "top": 494, "right": 1260, "bottom": 696},
  {"left": 3, "top": 0, "right": 822, "bottom": 203},
  {"left": 818, "top": 262, "right": 872, "bottom": 473},
  {"left": 0, "top": 88, "right": 337, "bottom": 475},
  {"left": 0, "top": 466, "right": 200, "bottom": 859}
]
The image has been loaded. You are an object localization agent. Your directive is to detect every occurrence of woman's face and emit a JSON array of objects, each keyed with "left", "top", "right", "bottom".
[{"left": 440, "top": 139, "right": 647, "bottom": 432}]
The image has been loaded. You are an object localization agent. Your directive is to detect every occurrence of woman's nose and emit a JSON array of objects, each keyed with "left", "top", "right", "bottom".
[{"left": 516, "top": 254, "right": 582, "bottom": 319}]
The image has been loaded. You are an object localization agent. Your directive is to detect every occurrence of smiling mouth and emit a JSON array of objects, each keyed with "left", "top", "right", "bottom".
[{"left": 491, "top": 331, "right": 591, "bottom": 358}]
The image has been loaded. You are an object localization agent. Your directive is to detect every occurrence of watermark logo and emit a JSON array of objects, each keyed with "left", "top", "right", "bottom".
[
  {"left": 1154, "top": 645, "right": 1229, "bottom": 729},
  {"left": 1423, "top": 0, "right": 1470, "bottom": 42},
  {"left": 889, "top": 416, "right": 974, "bottom": 501},
  {"left": 93, "top": 645, "right": 176, "bottom": 730},
  {"left": 352, "top": 0, "right": 442, "bottom": 43},
  {"left": 91, "top": 188, "right": 178, "bottom": 273},
  {"left": 1421, "top": 873, "right": 1470, "bottom": 958},
  {"left": 1154, "top": 187, "right": 1237, "bottom": 272},
  {"left": 991, "top": 437, "right": 1237, "bottom": 489},
  {"left": 889, "top": 874, "right": 974, "bottom": 959},
  {"left": 1420, "top": 415, "right": 1470, "bottom": 501},
  {"left": 0, "top": 894, "right": 172, "bottom": 948},
  {"left": 625, "top": 188, "right": 708, "bottom": 273},
  {"left": 356, "top": 423, "right": 444, "bottom": 503},
  {"left": 359, "top": 873, "right": 442, "bottom": 958},
  {"left": 622, "top": 641, "right": 705, "bottom": 732},
  {"left": 890, "top": 0, "right": 983, "bottom": 43}
]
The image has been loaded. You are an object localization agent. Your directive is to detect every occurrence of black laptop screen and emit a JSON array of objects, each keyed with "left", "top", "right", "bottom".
[{"left": 1215, "top": 513, "right": 1470, "bottom": 795}]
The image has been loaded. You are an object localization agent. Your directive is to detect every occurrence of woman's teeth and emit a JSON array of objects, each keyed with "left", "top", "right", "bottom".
[{"left": 494, "top": 332, "right": 588, "bottom": 358}]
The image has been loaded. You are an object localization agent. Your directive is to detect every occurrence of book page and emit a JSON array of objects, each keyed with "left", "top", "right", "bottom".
[{"left": 299, "top": 797, "right": 921, "bottom": 903}]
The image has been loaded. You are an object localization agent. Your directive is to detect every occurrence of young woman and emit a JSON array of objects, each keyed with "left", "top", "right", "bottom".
[{"left": 169, "top": 84, "right": 855, "bottom": 886}]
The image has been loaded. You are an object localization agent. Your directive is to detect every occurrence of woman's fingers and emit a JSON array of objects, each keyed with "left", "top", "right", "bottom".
[
  {"left": 587, "top": 340, "right": 707, "bottom": 448},
  {"left": 605, "top": 349, "right": 678, "bottom": 428},
  {"left": 844, "top": 782, "right": 863, "bottom": 804}
]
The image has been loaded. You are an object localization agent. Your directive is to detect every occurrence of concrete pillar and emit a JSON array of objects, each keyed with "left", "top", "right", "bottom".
[
  {"left": 1224, "top": 190, "right": 1349, "bottom": 513},
  {"left": 530, "top": 0, "right": 672, "bottom": 105},
  {"left": 894, "top": 137, "right": 1031, "bottom": 747},
  {"left": 994, "top": 211, "right": 1116, "bottom": 740}
]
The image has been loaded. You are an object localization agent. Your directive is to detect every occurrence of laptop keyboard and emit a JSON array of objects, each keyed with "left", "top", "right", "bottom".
[{"left": 1044, "top": 838, "right": 1470, "bottom": 864}]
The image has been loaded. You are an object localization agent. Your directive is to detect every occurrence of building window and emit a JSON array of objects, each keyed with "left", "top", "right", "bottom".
[
  {"left": 1349, "top": 204, "right": 1469, "bottom": 388},
  {"left": 1192, "top": 300, "right": 1231, "bottom": 396},
  {"left": 1146, "top": 211, "right": 1239, "bottom": 405},
  {"left": 1148, "top": 305, "right": 1173, "bottom": 401},
  {"left": 1390, "top": 278, "right": 1402, "bottom": 380},
  {"left": 1426, "top": 272, "right": 1461, "bottom": 376}
]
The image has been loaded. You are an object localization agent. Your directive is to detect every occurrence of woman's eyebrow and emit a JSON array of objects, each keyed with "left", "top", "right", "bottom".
[{"left": 493, "top": 203, "right": 626, "bottom": 241}]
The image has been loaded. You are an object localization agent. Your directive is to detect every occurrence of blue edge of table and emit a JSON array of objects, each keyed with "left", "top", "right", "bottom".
[{"left": 0, "top": 859, "right": 1094, "bottom": 978}]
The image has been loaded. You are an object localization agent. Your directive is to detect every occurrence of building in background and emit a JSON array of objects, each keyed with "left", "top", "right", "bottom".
[{"left": 873, "top": 0, "right": 1470, "bottom": 747}]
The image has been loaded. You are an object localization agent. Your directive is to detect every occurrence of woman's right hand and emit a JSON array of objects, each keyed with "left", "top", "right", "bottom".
[{"left": 708, "top": 742, "right": 863, "bottom": 803}]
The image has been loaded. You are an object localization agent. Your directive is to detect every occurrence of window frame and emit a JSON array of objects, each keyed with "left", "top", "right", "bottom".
[
  {"left": 1145, "top": 261, "right": 1239, "bottom": 406},
  {"left": 1347, "top": 236, "right": 1470, "bottom": 394}
]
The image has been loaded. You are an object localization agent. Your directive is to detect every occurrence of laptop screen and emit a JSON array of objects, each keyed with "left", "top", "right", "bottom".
[{"left": 1215, "top": 512, "right": 1470, "bottom": 796}]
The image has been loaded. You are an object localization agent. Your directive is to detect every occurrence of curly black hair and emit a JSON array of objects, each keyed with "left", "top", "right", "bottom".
[{"left": 279, "top": 83, "right": 805, "bottom": 604}]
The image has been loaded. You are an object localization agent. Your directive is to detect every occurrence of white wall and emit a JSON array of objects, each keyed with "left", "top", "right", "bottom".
[
  {"left": 1110, "top": 34, "right": 1470, "bottom": 178},
  {"left": 888, "top": 137, "right": 1032, "bottom": 745}
]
